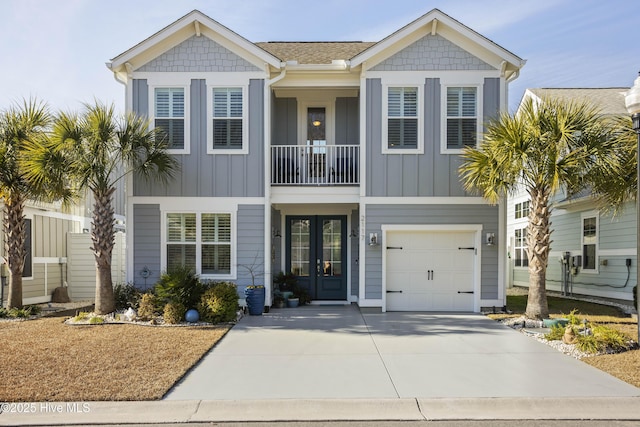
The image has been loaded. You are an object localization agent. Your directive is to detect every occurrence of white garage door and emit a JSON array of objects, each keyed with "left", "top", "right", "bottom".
[{"left": 385, "top": 230, "right": 476, "bottom": 311}]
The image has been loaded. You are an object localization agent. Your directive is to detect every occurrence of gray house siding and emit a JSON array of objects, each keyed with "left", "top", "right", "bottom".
[
  {"left": 272, "top": 98, "right": 297, "bottom": 145},
  {"left": 336, "top": 97, "right": 359, "bottom": 145},
  {"left": 365, "top": 204, "right": 499, "bottom": 300},
  {"left": 370, "top": 34, "right": 495, "bottom": 72},
  {"left": 136, "top": 35, "right": 261, "bottom": 72},
  {"left": 236, "top": 205, "right": 265, "bottom": 291},
  {"left": 133, "top": 79, "right": 265, "bottom": 197},
  {"left": 132, "top": 79, "right": 148, "bottom": 117},
  {"left": 366, "top": 78, "right": 501, "bottom": 198},
  {"left": 133, "top": 204, "right": 161, "bottom": 289}
]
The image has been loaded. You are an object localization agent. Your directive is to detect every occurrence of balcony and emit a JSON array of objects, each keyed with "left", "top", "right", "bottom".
[{"left": 271, "top": 145, "right": 359, "bottom": 186}]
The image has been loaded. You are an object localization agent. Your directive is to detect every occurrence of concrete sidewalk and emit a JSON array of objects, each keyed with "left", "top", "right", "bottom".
[{"left": 2, "top": 397, "right": 640, "bottom": 425}]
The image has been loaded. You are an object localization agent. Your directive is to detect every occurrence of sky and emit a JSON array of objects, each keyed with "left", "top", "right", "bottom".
[{"left": 1, "top": 0, "right": 638, "bottom": 113}]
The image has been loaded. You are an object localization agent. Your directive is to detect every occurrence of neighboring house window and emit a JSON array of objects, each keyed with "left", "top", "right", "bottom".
[
  {"left": 212, "top": 87, "right": 244, "bottom": 150},
  {"left": 166, "top": 212, "right": 232, "bottom": 276},
  {"left": 515, "top": 201, "right": 530, "bottom": 219},
  {"left": 514, "top": 227, "right": 528, "bottom": 268},
  {"left": 387, "top": 87, "right": 418, "bottom": 150},
  {"left": 445, "top": 86, "right": 478, "bottom": 151},
  {"left": 154, "top": 88, "right": 185, "bottom": 150},
  {"left": 22, "top": 218, "right": 32, "bottom": 278},
  {"left": 582, "top": 213, "right": 598, "bottom": 271}
]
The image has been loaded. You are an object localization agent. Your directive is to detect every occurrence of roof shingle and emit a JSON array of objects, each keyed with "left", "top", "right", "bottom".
[{"left": 255, "top": 42, "right": 376, "bottom": 64}]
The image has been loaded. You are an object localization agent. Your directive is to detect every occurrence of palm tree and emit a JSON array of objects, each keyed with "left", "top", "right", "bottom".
[
  {"left": 459, "top": 96, "right": 622, "bottom": 320},
  {"left": 0, "top": 99, "right": 73, "bottom": 309},
  {"left": 48, "top": 102, "right": 179, "bottom": 314}
]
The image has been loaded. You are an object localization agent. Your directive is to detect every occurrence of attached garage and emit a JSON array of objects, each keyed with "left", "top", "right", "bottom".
[{"left": 382, "top": 225, "right": 481, "bottom": 312}]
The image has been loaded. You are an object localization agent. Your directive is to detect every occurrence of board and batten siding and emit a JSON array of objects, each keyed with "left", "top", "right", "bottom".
[
  {"left": 132, "top": 78, "right": 265, "bottom": 198},
  {"left": 133, "top": 204, "right": 161, "bottom": 289},
  {"left": 236, "top": 205, "right": 265, "bottom": 291},
  {"left": 365, "top": 78, "right": 500, "bottom": 198},
  {"left": 365, "top": 204, "right": 499, "bottom": 300},
  {"left": 272, "top": 98, "right": 297, "bottom": 145},
  {"left": 67, "top": 232, "right": 126, "bottom": 301}
]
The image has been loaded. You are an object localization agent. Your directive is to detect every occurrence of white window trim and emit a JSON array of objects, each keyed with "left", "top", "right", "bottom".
[
  {"left": 207, "top": 84, "right": 249, "bottom": 155},
  {"left": 148, "top": 84, "right": 190, "bottom": 155},
  {"left": 440, "top": 84, "right": 483, "bottom": 155},
  {"left": 513, "top": 226, "right": 528, "bottom": 269},
  {"left": 382, "top": 84, "right": 424, "bottom": 154},
  {"left": 298, "top": 101, "right": 334, "bottom": 146},
  {"left": 581, "top": 211, "right": 599, "bottom": 274},
  {"left": 160, "top": 210, "right": 237, "bottom": 280}
]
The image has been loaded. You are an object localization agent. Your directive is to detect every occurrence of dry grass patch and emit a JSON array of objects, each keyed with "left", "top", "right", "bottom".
[
  {"left": 0, "top": 316, "right": 230, "bottom": 402},
  {"left": 583, "top": 349, "right": 640, "bottom": 388}
]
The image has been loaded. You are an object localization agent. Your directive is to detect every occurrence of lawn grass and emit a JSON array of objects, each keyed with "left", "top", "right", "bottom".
[
  {"left": 491, "top": 293, "right": 640, "bottom": 388},
  {"left": 0, "top": 316, "right": 230, "bottom": 402}
]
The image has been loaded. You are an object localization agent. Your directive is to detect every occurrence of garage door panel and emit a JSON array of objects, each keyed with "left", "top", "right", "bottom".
[{"left": 385, "top": 230, "right": 476, "bottom": 312}]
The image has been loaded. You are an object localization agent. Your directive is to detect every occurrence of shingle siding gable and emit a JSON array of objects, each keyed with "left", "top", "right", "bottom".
[
  {"left": 137, "top": 35, "right": 261, "bottom": 72},
  {"left": 370, "top": 34, "right": 495, "bottom": 71}
]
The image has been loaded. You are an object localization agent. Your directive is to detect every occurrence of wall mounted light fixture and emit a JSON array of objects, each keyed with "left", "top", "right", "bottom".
[
  {"left": 272, "top": 227, "right": 281, "bottom": 239},
  {"left": 486, "top": 232, "right": 496, "bottom": 246},
  {"left": 369, "top": 232, "right": 379, "bottom": 246}
]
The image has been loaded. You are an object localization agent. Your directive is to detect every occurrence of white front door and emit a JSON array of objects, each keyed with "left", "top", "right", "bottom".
[{"left": 385, "top": 230, "right": 476, "bottom": 311}]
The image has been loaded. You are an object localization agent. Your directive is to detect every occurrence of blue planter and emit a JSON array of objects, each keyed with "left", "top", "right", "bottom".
[{"left": 245, "top": 287, "right": 265, "bottom": 315}]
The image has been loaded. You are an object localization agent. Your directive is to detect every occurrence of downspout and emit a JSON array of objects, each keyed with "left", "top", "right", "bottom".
[{"left": 263, "top": 65, "right": 287, "bottom": 308}]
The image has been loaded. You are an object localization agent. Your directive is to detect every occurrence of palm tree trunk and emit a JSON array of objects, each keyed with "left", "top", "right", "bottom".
[
  {"left": 92, "top": 187, "right": 116, "bottom": 314},
  {"left": 4, "top": 194, "right": 26, "bottom": 309},
  {"left": 525, "top": 186, "right": 551, "bottom": 320}
]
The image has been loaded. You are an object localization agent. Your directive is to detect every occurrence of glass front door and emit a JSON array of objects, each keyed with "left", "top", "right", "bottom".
[{"left": 286, "top": 215, "right": 347, "bottom": 300}]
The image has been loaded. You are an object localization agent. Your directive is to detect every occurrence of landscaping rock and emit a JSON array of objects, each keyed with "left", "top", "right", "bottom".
[{"left": 51, "top": 286, "right": 71, "bottom": 303}]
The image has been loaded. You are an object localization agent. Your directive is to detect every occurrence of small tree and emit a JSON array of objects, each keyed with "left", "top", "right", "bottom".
[
  {"left": 0, "top": 99, "right": 73, "bottom": 308},
  {"left": 43, "top": 102, "right": 179, "bottom": 314},
  {"left": 460, "top": 96, "right": 622, "bottom": 320}
]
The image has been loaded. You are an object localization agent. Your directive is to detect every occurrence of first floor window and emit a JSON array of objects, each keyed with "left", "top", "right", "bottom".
[
  {"left": 582, "top": 215, "right": 598, "bottom": 270},
  {"left": 212, "top": 87, "right": 243, "bottom": 150},
  {"left": 154, "top": 88, "right": 185, "bottom": 149},
  {"left": 166, "top": 212, "right": 231, "bottom": 275},
  {"left": 514, "top": 227, "right": 528, "bottom": 268},
  {"left": 446, "top": 86, "right": 477, "bottom": 150}
]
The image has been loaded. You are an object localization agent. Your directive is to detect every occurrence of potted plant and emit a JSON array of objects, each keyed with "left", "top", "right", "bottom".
[
  {"left": 287, "top": 293, "right": 299, "bottom": 308},
  {"left": 274, "top": 271, "right": 297, "bottom": 302},
  {"left": 273, "top": 292, "right": 286, "bottom": 309},
  {"left": 244, "top": 285, "right": 265, "bottom": 315}
]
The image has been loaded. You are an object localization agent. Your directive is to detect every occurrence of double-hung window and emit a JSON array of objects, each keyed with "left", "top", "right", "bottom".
[
  {"left": 154, "top": 88, "right": 185, "bottom": 150},
  {"left": 166, "top": 212, "right": 232, "bottom": 277},
  {"left": 513, "top": 200, "right": 530, "bottom": 268},
  {"left": 212, "top": 87, "right": 245, "bottom": 152},
  {"left": 581, "top": 213, "right": 598, "bottom": 271},
  {"left": 445, "top": 86, "right": 478, "bottom": 151},
  {"left": 385, "top": 86, "right": 420, "bottom": 152}
]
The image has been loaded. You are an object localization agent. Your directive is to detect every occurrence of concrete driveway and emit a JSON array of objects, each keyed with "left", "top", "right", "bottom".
[{"left": 165, "top": 305, "right": 639, "bottom": 400}]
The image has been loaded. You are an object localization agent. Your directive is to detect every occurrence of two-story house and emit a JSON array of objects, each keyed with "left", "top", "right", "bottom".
[{"left": 107, "top": 9, "right": 525, "bottom": 312}]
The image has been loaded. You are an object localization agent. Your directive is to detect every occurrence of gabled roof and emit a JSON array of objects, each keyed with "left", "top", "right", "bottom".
[
  {"left": 256, "top": 42, "right": 375, "bottom": 65},
  {"left": 350, "top": 8, "right": 525, "bottom": 77},
  {"left": 107, "top": 10, "right": 281, "bottom": 80},
  {"left": 526, "top": 88, "right": 628, "bottom": 115}
]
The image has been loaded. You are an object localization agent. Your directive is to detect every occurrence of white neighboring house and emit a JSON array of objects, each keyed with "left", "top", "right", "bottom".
[
  {"left": 507, "top": 88, "right": 635, "bottom": 302},
  {"left": 1, "top": 192, "right": 126, "bottom": 306}
]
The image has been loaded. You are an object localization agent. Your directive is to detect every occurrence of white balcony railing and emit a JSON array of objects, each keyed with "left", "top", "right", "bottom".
[{"left": 271, "top": 145, "right": 359, "bottom": 185}]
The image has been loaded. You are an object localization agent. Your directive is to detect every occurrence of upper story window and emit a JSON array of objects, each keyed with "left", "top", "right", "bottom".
[
  {"left": 210, "top": 87, "right": 247, "bottom": 153},
  {"left": 443, "top": 86, "right": 478, "bottom": 153},
  {"left": 154, "top": 88, "right": 185, "bottom": 151},
  {"left": 383, "top": 86, "right": 423, "bottom": 154},
  {"left": 515, "top": 201, "right": 530, "bottom": 219},
  {"left": 581, "top": 213, "right": 598, "bottom": 272}
]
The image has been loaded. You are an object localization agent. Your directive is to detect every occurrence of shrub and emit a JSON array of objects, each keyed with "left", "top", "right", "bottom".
[
  {"left": 73, "top": 312, "right": 91, "bottom": 322},
  {"left": 198, "top": 282, "right": 239, "bottom": 323},
  {"left": 137, "top": 293, "right": 157, "bottom": 321},
  {"left": 155, "top": 266, "right": 207, "bottom": 310},
  {"left": 114, "top": 282, "right": 141, "bottom": 311},
  {"left": 163, "top": 302, "right": 186, "bottom": 324},
  {"left": 274, "top": 271, "right": 297, "bottom": 292},
  {"left": 544, "top": 324, "right": 565, "bottom": 341},
  {"left": 0, "top": 307, "right": 7, "bottom": 318},
  {"left": 88, "top": 316, "right": 104, "bottom": 325}
]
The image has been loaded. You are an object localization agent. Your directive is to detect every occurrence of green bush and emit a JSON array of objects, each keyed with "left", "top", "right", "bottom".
[
  {"left": 544, "top": 324, "right": 566, "bottom": 341},
  {"left": 155, "top": 266, "right": 207, "bottom": 310},
  {"left": 198, "top": 282, "right": 239, "bottom": 323},
  {"left": 274, "top": 271, "right": 297, "bottom": 292},
  {"left": 163, "top": 302, "right": 186, "bottom": 324},
  {"left": 0, "top": 307, "right": 7, "bottom": 318},
  {"left": 137, "top": 293, "right": 157, "bottom": 320},
  {"left": 114, "top": 282, "right": 141, "bottom": 311},
  {"left": 88, "top": 316, "right": 104, "bottom": 325}
]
